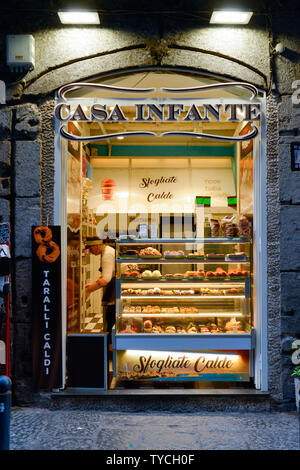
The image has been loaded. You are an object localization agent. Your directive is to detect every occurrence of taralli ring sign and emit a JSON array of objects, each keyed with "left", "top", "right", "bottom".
[{"left": 32, "top": 226, "right": 62, "bottom": 390}]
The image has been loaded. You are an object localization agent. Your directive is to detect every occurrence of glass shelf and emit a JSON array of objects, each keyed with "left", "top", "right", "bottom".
[
  {"left": 116, "top": 237, "right": 251, "bottom": 244},
  {"left": 117, "top": 258, "right": 250, "bottom": 264}
]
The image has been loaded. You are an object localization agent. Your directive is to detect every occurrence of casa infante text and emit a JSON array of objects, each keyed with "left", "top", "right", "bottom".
[{"left": 55, "top": 102, "right": 261, "bottom": 123}]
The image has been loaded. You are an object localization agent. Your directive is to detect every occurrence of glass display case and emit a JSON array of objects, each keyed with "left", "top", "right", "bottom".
[{"left": 114, "top": 239, "right": 254, "bottom": 353}]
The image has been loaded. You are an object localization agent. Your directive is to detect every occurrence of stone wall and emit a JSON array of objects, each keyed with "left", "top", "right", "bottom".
[{"left": 0, "top": 2, "right": 299, "bottom": 407}]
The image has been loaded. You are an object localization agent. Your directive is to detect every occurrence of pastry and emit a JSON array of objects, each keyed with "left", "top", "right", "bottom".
[
  {"left": 184, "top": 271, "right": 200, "bottom": 278},
  {"left": 187, "top": 323, "right": 197, "bottom": 334},
  {"left": 152, "top": 270, "right": 162, "bottom": 278},
  {"left": 165, "top": 325, "right": 176, "bottom": 334},
  {"left": 164, "top": 274, "right": 174, "bottom": 279},
  {"left": 210, "top": 219, "right": 220, "bottom": 237},
  {"left": 215, "top": 267, "right": 228, "bottom": 277},
  {"left": 143, "top": 319, "right": 153, "bottom": 333},
  {"left": 225, "top": 252, "right": 248, "bottom": 261},
  {"left": 164, "top": 250, "right": 185, "bottom": 257},
  {"left": 164, "top": 290, "right": 174, "bottom": 295},
  {"left": 225, "top": 318, "right": 242, "bottom": 333},
  {"left": 36, "top": 240, "right": 60, "bottom": 263},
  {"left": 121, "top": 250, "right": 138, "bottom": 257},
  {"left": 177, "top": 327, "right": 187, "bottom": 334},
  {"left": 239, "top": 216, "right": 251, "bottom": 237},
  {"left": 33, "top": 226, "right": 53, "bottom": 244},
  {"left": 197, "top": 270, "right": 205, "bottom": 277},
  {"left": 187, "top": 326, "right": 197, "bottom": 334},
  {"left": 205, "top": 252, "right": 225, "bottom": 260},
  {"left": 142, "top": 270, "right": 152, "bottom": 278},
  {"left": 206, "top": 271, "right": 216, "bottom": 278},
  {"left": 200, "top": 325, "right": 210, "bottom": 333},
  {"left": 139, "top": 247, "right": 162, "bottom": 257},
  {"left": 152, "top": 326, "right": 162, "bottom": 334},
  {"left": 210, "top": 323, "right": 221, "bottom": 333}
]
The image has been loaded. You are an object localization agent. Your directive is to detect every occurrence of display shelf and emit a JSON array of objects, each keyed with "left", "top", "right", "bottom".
[
  {"left": 117, "top": 237, "right": 251, "bottom": 244},
  {"left": 121, "top": 295, "right": 245, "bottom": 300},
  {"left": 115, "top": 238, "right": 253, "bottom": 347},
  {"left": 121, "top": 312, "right": 244, "bottom": 317},
  {"left": 117, "top": 258, "right": 250, "bottom": 264},
  {"left": 119, "top": 278, "right": 249, "bottom": 282}
]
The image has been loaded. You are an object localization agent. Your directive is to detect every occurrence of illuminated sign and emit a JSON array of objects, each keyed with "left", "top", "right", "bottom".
[
  {"left": 117, "top": 350, "right": 250, "bottom": 381},
  {"left": 55, "top": 82, "right": 261, "bottom": 143}
]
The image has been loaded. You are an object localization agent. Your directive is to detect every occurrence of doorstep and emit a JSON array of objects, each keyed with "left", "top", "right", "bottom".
[{"left": 51, "top": 388, "right": 270, "bottom": 398}]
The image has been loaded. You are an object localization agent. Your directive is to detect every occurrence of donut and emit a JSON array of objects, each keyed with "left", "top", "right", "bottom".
[
  {"left": 33, "top": 226, "right": 53, "bottom": 244},
  {"left": 36, "top": 241, "right": 60, "bottom": 263}
]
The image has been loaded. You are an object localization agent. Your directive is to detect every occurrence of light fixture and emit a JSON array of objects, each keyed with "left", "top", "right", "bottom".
[
  {"left": 210, "top": 9, "right": 253, "bottom": 24},
  {"left": 58, "top": 9, "right": 100, "bottom": 24}
]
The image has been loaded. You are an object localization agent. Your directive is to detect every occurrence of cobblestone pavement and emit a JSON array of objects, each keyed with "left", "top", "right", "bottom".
[{"left": 8, "top": 407, "right": 300, "bottom": 450}]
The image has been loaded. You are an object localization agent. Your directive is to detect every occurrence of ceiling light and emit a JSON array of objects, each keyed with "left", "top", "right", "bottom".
[
  {"left": 58, "top": 10, "right": 100, "bottom": 24},
  {"left": 210, "top": 9, "right": 253, "bottom": 25}
]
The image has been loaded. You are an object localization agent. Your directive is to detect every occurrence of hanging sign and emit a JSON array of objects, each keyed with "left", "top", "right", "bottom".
[
  {"left": 32, "top": 226, "right": 62, "bottom": 390},
  {"left": 117, "top": 350, "right": 250, "bottom": 381},
  {"left": 54, "top": 82, "right": 261, "bottom": 143}
]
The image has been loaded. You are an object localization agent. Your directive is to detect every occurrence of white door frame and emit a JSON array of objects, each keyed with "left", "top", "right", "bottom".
[{"left": 54, "top": 86, "right": 268, "bottom": 391}]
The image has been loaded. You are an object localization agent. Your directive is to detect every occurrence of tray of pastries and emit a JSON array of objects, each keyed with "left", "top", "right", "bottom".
[
  {"left": 118, "top": 319, "right": 246, "bottom": 334},
  {"left": 225, "top": 252, "right": 249, "bottom": 262},
  {"left": 188, "top": 251, "right": 205, "bottom": 259},
  {"left": 121, "top": 285, "right": 244, "bottom": 296},
  {"left": 164, "top": 250, "right": 185, "bottom": 258},
  {"left": 205, "top": 252, "right": 226, "bottom": 260},
  {"left": 139, "top": 247, "right": 162, "bottom": 258}
]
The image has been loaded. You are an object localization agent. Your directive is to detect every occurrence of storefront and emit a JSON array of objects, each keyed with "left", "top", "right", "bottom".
[
  {"left": 51, "top": 70, "right": 267, "bottom": 392},
  {"left": 3, "top": 2, "right": 300, "bottom": 409}
]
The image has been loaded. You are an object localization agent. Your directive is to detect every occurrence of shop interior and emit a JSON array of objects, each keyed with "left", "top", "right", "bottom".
[{"left": 62, "top": 71, "right": 260, "bottom": 390}]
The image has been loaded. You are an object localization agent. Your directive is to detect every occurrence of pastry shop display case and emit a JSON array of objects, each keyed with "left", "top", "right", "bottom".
[{"left": 113, "top": 239, "right": 254, "bottom": 354}]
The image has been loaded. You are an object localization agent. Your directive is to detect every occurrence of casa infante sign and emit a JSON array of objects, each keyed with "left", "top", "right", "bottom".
[
  {"left": 55, "top": 81, "right": 261, "bottom": 143},
  {"left": 117, "top": 350, "right": 249, "bottom": 381}
]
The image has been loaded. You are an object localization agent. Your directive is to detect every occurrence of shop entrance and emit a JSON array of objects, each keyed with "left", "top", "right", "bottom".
[{"left": 55, "top": 69, "right": 267, "bottom": 392}]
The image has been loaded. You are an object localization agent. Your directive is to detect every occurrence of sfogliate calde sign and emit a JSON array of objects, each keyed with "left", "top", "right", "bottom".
[
  {"left": 54, "top": 81, "right": 262, "bottom": 143},
  {"left": 117, "top": 350, "right": 250, "bottom": 381}
]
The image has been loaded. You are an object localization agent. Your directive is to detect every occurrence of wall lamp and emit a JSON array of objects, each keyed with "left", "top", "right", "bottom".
[
  {"left": 58, "top": 9, "right": 100, "bottom": 24},
  {"left": 210, "top": 9, "right": 253, "bottom": 24}
]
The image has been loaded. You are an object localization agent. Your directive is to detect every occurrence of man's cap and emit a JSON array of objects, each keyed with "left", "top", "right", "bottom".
[{"left": 85, "top": 237, "right": 103, "bottom": 247}]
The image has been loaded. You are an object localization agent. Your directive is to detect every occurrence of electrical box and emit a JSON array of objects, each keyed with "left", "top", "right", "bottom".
[{"left": 6, "top": 35, "right": 35, "bottom": 73}]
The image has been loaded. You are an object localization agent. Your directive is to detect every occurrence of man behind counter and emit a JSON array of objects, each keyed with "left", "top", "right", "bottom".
[{"left": 84, "top": 237, "right": 115, "bottom": 344}]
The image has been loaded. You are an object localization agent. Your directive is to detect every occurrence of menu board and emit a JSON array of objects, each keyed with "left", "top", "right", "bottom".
[{"left": 88, "top": 167, "right": 235, "bottom": 214}]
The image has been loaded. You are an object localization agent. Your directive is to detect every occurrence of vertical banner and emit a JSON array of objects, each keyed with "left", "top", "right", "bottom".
[
  {"left": 0, "top": 222, "right": 11, "bottom": 377},
  {"left": 32, "top": 226, "right": 62, "bottom": 390}
]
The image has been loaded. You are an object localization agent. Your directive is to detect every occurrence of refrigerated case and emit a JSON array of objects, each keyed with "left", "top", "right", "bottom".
[{"left": 113, "top": 238, "right": 254, "bottom": 382}]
